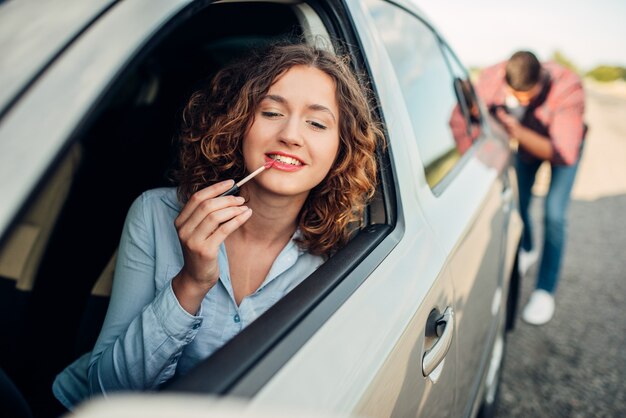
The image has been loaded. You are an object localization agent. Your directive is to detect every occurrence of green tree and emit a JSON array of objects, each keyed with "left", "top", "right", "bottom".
[{"left": 586, "top": 65, "right": 626, "bottom": 82}]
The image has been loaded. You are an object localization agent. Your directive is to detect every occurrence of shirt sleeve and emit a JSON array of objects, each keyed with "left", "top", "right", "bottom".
[
  {"left": 88, "top": 192, "right": 203, "bottom": 395},
  {"left": 549, "top": 81, "right": 586, "bottom": 166}
]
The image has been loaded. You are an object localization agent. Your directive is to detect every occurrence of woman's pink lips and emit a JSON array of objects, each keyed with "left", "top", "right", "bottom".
[{"left": 264, "top": 155, "right": 304, "bottom": 172}]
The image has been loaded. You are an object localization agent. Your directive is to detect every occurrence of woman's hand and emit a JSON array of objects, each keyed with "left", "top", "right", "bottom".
[{"left": 172, "top": 180, "right": 252, "bottom": 314}]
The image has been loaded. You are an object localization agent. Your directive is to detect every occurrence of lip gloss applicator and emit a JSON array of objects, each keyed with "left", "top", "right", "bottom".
[{"left": 218, "top": 159, "right": 275, "bottom": 197}]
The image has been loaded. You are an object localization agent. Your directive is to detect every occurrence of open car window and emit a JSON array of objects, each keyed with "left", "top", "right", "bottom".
[{"left": 0, "top": 0, "right": 397, "bottom": 413}]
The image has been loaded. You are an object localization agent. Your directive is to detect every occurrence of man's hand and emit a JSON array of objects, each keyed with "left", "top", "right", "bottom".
[
  {"left": 496, "top": 108, "right": 524, "bottom": 139},
  {"left": 496, "top": 108, "right": 553, "bottom": 160}
]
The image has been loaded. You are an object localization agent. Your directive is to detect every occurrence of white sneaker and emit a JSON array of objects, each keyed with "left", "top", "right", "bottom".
[
  {"left": 518, "top": 247, "right": 539, "bottom": 276},
  {"left": 522, "top": 289, "right": 555, "bottom": 325}
]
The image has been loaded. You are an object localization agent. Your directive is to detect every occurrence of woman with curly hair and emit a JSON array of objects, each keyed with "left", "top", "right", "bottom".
[{"left": 53, "top": 42, "right": 383, "bottom": 408}]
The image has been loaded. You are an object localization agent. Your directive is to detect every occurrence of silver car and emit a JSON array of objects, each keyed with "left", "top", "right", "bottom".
[{"left": 0, "top": 1, "right": 522, "bottom": 417}]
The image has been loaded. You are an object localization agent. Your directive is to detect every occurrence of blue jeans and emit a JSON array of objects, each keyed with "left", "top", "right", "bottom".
[{"left": 515, "top": 154, "right": 581, "bottom": 294}]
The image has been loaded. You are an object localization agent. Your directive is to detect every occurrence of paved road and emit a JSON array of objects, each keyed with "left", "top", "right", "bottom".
[{"left": 495, "top": 85, "right": 626, "bottom": 417}]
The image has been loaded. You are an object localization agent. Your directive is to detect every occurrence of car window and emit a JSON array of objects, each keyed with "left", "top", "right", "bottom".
[
  {"left": 364, "top": 1, "right": 473, "bottom": 189},
  {"left": 0, "top": 1, "right": 396, "bottom": 413}
]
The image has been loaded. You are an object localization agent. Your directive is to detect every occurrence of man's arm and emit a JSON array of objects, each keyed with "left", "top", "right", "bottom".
[{"left": 496, "top": 108, "right": 553, "bottom": 160}]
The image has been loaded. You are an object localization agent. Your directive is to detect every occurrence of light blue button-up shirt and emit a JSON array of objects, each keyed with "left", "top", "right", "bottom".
[{"left": 53, "top": 187, "right": 324, "bottom": 409}]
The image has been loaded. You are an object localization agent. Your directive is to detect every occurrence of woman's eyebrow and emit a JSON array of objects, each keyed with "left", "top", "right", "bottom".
[
  {"left": 264, "top": 94, "right": 287, "bottom": 105},
  {"left": 264, "top": 94, "right": 336, "bottom": 122},
  {"left": 308, "top": 103, "right": 336, "bottom": 123}
]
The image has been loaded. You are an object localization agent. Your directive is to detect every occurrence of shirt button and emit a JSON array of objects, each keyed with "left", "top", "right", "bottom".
[
  {"left": 192, "top": 322, "right": 201, "bottom": 330},
  {"left": 234, "top": 314, "right": 240, "bottom": 323}
]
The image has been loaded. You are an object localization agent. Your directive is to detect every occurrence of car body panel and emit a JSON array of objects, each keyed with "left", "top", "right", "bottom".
[
  {"left": 352, "top": 3, "right": 522, "bottom": 416},
  {"left": 249, "top": 217, "right": 454, "bottom": 415},
  {"left": 445, "top": 161, "right": 508, "bottom": 417}
]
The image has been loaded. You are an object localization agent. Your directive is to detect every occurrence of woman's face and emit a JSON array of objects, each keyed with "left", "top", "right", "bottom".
[{"left": 242, "top": 65, "right": 340, "bottom": 200}]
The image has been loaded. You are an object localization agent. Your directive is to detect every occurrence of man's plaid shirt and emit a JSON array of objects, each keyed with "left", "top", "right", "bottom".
[{"left": 477, "top": 61, "right": 586, "bottom": 166}]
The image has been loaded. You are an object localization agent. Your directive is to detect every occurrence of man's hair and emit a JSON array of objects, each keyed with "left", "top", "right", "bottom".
[
  {"left": 505, "top": 51, "right": 541, "bottom": 91},
  {"left": 172, "top": 42, "right": 384, "bottom": 256}
]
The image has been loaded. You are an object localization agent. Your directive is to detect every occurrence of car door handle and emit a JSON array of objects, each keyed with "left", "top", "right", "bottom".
[{"left": 422, "top": 307, "right": 454, "bottom": 376}]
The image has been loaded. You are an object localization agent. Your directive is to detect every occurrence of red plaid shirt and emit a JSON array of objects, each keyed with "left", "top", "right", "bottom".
[{"left": 476, "top": 61, "right": 586, "bottom": 166}]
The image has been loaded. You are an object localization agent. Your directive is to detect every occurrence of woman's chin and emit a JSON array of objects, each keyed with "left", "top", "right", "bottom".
[{"left": 257, "top": 182, "right": 311, "bottom": 199}]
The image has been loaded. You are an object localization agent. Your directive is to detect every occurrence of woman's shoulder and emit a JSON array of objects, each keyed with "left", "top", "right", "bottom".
[
  {"left": 136, "top": 187, "right": 182, "bottom": 213},
  {"left": 121, "top": 187, "right": 181, "bottom": 253},
  {"left": 125, "top": 187, "right": 181, "bottom": 228}
]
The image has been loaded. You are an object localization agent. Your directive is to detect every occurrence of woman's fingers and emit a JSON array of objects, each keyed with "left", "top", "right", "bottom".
[
  {"left": 187, "top": 208, "right": 253, "bottom": 262},
  {"left": 204, "top": 208, "right": 253, "bottom": 252},
  {"left": 191, "top": 205, "right": 250, "bottom": 242},
  {"left": 176, "top": 180, "right": 236, "bottom": 226},
  {"left": 176, "top": 195, "right": 244, "bottom": 239}
]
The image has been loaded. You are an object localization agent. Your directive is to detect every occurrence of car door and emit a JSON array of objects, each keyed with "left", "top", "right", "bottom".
[
  {"left": 438, "top": 42, "right": 522, "bottom": 417},
  {"left": 360, "top": 1, "right": 517, "bottom": 416}
]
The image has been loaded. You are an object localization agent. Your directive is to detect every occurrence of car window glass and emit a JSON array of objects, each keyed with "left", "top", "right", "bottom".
[{"left": 364, "top": 1, "right": 473, "bottom": 189}]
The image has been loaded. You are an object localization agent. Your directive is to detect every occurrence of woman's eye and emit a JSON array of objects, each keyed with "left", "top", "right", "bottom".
[
  {"left": 308, "top": 120, "right": 327, "bottom": 130},
  {"left": 261, "top": 111, "right": 282, "bottom": 118}
]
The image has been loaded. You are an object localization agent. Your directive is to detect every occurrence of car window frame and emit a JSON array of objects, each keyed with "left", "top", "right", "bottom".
[
  {"left": 0, "top": 0, "right": 400, "bottom": 402},
  {"left": 163, "top": 0, "right": 401, "bottom": 397}
]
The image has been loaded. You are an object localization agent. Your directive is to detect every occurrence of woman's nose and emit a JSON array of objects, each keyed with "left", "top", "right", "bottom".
[{"left": 279, "top": 117, "right": 304, "bottom": 147}]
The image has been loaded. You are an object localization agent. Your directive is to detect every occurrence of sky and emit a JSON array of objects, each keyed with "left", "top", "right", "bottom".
[{"left": 411, "top": 0, "right": 626, "bottom": 71}]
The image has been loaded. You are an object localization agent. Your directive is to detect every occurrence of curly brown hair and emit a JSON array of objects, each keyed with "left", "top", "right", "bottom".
[{"left": 173, "top": 43, "right": 384, "bottom": 256}]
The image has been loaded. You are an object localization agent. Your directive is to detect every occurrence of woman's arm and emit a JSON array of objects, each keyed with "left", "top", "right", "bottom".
[
  {"left": 88, "top": 181, "right": 251, "bottom": 394},
  {"left": 87, "top": 192, "right": 204, "bottom": 394}
]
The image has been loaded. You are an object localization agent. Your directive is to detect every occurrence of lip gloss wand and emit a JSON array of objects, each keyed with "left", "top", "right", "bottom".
[{"left": 218, "top": 159, "right": 275, "bottom": 197}]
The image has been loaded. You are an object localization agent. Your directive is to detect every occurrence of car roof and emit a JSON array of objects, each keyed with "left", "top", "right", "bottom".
[{"left": 0, "top": 0, "right": 117, "bottom": 119}]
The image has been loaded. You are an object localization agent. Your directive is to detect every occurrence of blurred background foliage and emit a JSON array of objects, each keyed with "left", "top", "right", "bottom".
[
  {"left": 586, "top": 65, "right": 626, "bottom": 82},
  {"left": 552, "top": 50, "right": 626, "bottom": 82}
]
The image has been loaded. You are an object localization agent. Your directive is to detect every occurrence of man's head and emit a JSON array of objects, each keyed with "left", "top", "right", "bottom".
[{"left": 505, "top": 51, "right": 543, "bottom": 105}]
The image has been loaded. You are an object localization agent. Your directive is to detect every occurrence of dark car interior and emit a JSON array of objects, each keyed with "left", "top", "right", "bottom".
[{"left": 0, "top": 2, "right": 392, "bottom": 418}]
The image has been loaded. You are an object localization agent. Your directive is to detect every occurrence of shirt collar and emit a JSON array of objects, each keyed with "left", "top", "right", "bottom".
[{"left": 217, "top": 228, "right": 304, "bottom": 299}]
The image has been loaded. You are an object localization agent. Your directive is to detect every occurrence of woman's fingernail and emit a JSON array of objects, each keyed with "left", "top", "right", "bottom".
[{"left": 236, "top": 196, "right": 245, "bottom": 203}]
